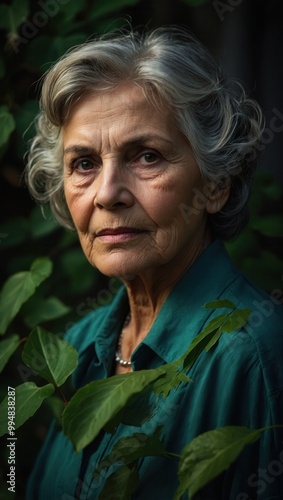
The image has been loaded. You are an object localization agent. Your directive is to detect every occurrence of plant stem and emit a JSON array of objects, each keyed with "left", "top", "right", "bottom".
[
  {"left": 19, "top": 337, "right": 27, "bottom": 345},
  {"left": 166, "top": 451, "right": 181, "bottom": 460},
  {"left": 57, "top": 386, "right": 68, "bottom": 406}
]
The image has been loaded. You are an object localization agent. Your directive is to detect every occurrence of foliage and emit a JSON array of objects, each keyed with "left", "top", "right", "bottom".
[
  {"left": 93, "top": 427, "right": 170, "bottom": 479},
  {"left": 0, "top": 257, "right": 52, "bottom": 334},
  {"left": 0, "top": 0, "right": 282, "bottom": 498},
  {"left": 0, "top": 105, "right": 16, "bottom": 148},
  {"left": 0, "top": 3, "right": 145, "bottom": 494},
  {"left": 1, "top": 264, "right": 280, "bottom": 498},
  {"left": 0, "top": 335, "right": 20, "bottom": 373},
  {"left": 0, "top": 0, "right": 282, "bottom": 297},
  {"left": 0, "top": 382, "right": 54, "bottom": 432},
  {"left": 99, "top": 462, "right": 140, "bottom": 500},
  {"left": 225, "top": 171, "right": 283, "bottom": 292},
  {"left": 174, "top": 426, "right": 264, "bottom": 499},
  {"left": 22, "top": 327, "right": 78, "bottom": 387}
]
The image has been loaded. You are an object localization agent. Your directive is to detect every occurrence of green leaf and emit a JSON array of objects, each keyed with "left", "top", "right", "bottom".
[
  {"left": 44, "top": 395, "right": 65, "bottom": 425},
  {"left": 259, "top": 182, "right": 282, "bottom": 201},
  {"left": 98, "top": 463, "right": 140, "bottom": 500},
  {"left": 11, "top": 0, "right": 29, "bottom": 31},
  {"left": 0, "top": 334, "right": 20, "bottom": 373},
  {"left": 0, "top": 106, "right": 16, "bottom": 148},
  {"left": 94, "top": 427, "right": 168, "bottom": 480},
  {"left": 22, "top": 327, "right": 78, "bottom": 387},
  {"left": 103, "top": 363, "right": 190, "bottom": 432},
  {"left": 14, "top": 99, "right": 38, "bottom": 138},
  {"left": 252, "top": 170, "right": 283, "bottom": 201},
  {"left": 203, "top": 329, "right": 222, "bottom": 352},
  {"left": 62, "top": 368, "right": 165, "bottom": 452},
  {"left": 58, "top": 247, "right": 98, "bottom": 294},
  {"left": 0, "top": 0, "right": 29, "bottom": 32},
  {"left": 0, "top": 217, "right": 29, "bottom": 249},
  {"left": 241, "top": 251, "right": 283, "bottom": 291},
  {"left": 105, "top": 391, "right": 157, "bottom": 432},
  {"left": 89, "top": 0, "right": 141, "bottom": 21},
  {"left": 197, "top": 314, "right": 229, "bottom": 335},
  {"left": 94, "top": 17, "right": 130, "bottom": 36},
  {"left": 28, "top": 205, "right": 59, "bottom": 239},
  {"left": 183, "top": 305, "right": 251, "bottom": 369},
  {"left": 221, "top": 308, "right": 251, "bottom": 333},
  {"left": 22, "top": 295, "right": 70, "bottom": 328},
  {"left": 0, "top": 257, "right": 53, "bottom": 334},
  {"left": 175, "top": 426, "right": 262, "bottom": 499},
  {"left": 204, "top": 299, "right": 236, "bottom": 310},
  {"left": 0, "top": 382, "right": 54, "bottom": 436},
  {"left": 182, "top": 314, "right": 229, "bottom": 370},
  {"left": 14, "top": 100, "right": 38, "bottom": 157},
  {"left": 153, "top": 360, "right": 191, "bottom": 397},
  {"left": 27, "top": 35, "right": 87, "bottom": 69},
  {"left": 62, "top": 303, "right": 252, "bottom": 460},
  {"left": 225, "top": 229, "right": 258, "bottom": 266},
  {"left": 250, "top": 215, "right": 283, "bottom": 237},
  {"left": 55, "top": 0, "right": 87, "bottom": 23},
  {"left": 0, "top": 5, "right": 9, "bottom": 30}
]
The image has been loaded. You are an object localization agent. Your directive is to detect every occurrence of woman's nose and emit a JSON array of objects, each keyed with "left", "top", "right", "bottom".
[{"left": 93, "top": 160, "right": 134, "bottom": 210}]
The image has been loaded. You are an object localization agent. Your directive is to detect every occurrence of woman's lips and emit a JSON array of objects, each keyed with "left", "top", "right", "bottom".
[{"left": 96, "top": 227, "right": 143, "bottom": 243}]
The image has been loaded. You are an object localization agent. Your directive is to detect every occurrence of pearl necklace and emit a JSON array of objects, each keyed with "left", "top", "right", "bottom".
[{"left": 115, "top": 313, "right": 132, "bottom": 366}]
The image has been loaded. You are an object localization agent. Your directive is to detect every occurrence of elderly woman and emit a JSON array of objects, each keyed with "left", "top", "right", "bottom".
[{"left": 25, "top": 27, "right": 283, "bottom": 499}]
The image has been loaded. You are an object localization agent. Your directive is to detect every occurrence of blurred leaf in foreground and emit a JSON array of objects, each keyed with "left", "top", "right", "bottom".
[
  {"left": 0, "top": 257, "right": 53, "bottom": 335},
  {"left": 22, "top": 326, "right": 78, "bottom": 387},
  {"left": 0, "top": 382, "right": 54, "bottom": 437}
]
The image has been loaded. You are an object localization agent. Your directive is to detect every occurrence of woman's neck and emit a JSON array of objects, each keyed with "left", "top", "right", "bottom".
[{"left": 122, "top": 230, "right": 212, "bottom": 345}]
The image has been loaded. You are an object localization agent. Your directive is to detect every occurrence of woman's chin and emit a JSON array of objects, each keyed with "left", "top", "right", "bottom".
[{"left": 91, "top": 256, "right": 145, "bottom": 280}]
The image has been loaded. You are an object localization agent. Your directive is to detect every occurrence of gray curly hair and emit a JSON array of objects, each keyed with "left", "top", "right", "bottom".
[{"left": 25, "top": 26, "right": 264, "bottom": 240}]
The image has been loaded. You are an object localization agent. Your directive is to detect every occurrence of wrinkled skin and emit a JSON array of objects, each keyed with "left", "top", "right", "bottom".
[{"left": 62, "top": 83, "right": 229, "bottom": 372}]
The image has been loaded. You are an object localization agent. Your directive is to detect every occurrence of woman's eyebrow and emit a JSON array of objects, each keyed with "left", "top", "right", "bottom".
[
  {"left": 63, "top": 145, "right": 95, "bottom": 156},
  {"left": 63, "top": 135, "right": 175, "bottom": 157},
  {"left": 126, "top": 134, "right": 174, "bottom": 147}
]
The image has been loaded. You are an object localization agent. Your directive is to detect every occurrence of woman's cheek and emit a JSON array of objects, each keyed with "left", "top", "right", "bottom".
[{"left": 65, "top": 188, "right": 93, "bottom": 231}]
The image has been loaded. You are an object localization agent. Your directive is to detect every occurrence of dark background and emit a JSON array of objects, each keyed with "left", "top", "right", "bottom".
[
  {"left": 2, "top": 0, "right": 283, "bottom": 207},
  {"left": 0, "top": 0, "right": 282, "bottom": 498}
]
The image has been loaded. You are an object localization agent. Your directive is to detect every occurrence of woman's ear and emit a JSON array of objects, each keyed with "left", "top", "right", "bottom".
[{"left": 205, "top": 179, "right": 231, "bottom": 214}]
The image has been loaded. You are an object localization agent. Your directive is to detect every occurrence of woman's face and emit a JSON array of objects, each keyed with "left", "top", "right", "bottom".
[{"left": 63, "top": 83, "right": 209, "bottom": 278}]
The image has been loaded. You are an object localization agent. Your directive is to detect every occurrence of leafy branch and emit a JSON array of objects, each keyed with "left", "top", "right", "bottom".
[
  {"left": 0, "top": 258, "right": 77, "bottom": 435},
  {"left": 1, "top": 258, "right": 279, "bottom": 498}
]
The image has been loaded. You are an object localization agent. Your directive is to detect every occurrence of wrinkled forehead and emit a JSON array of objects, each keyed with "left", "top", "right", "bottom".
[
  {"left": 62, "top": 80, "right": 170, "bottom": 126},
  {"left": 62, "top": 82, "right": 175, "bottom": 140},
  {"left": 61, "top": 82, "right": 191, "bottom": 158}
]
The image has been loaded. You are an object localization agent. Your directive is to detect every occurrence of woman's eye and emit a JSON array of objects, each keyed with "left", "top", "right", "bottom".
[
  {"left": 139, "top": 152, "right": 160, "bottom": 165},
  {"left": 73, "top": 158, "right": 94, "bottom": 171}
]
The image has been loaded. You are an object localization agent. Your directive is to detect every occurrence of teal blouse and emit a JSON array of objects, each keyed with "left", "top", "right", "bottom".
[{"left": 27, "top": 240, "right": 283, "bottom": 499}]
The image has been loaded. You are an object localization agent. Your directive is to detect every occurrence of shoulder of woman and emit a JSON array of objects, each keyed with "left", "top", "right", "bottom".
[{"left": 64, "top": 302, "right": 112, "bottom": 351}]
